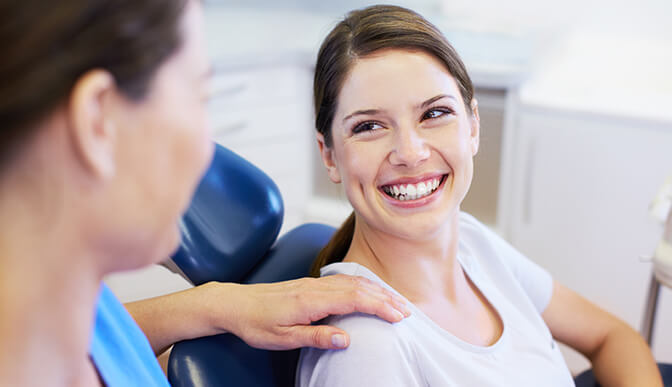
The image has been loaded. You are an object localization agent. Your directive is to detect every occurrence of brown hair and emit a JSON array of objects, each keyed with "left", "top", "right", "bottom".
[
  {"left": 0, "top": 0, "right": 187, "bottom": 173},
  {"left": 310, "top": 5, "right": 475, "bottom": 276}
]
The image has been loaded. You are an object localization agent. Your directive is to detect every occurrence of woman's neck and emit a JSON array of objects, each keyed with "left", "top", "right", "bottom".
[
  {"left": 0, "top": 186, "right": 103, "bottom": 386},
  {"left": 343, "top": 212, "right": 465, "bottom": 305},
  {"left": 344, "top": 212, "right": 504, "bottom": 346}
]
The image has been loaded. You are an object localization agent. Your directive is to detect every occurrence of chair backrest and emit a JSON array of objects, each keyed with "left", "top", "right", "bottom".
[
  {"left": 167, "top": 143, "right": 335, "bottom": 387},
  {"left": 170, "top": 144, "right": 285, "bottom": 286}
]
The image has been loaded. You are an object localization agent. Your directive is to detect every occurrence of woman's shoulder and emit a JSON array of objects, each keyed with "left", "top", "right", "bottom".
[
  {"left": 327, "top": 310, "right": 412, "bottom": 345},
  {"left": 457, "top": 211, "right": 505, "bottom": 259},
  {"left": 457, "top": 211, "right": 554, "bottom": 314},
  {"left": 317, "top": 263, "right": 415, "bottom": 352},
  {"left": 297, "top": 312, "right": 421, "bottom": 387},
  {"left": 299, "top": 263, "right": 423, "bottom": 386}
]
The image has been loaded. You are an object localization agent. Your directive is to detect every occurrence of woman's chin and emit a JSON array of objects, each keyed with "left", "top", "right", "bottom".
[
  {"left": 159, "top": 224, "right": 183, "bottom": 262},
  {"left": 133, "top": 224, "right": 183, "bottom": 270}
]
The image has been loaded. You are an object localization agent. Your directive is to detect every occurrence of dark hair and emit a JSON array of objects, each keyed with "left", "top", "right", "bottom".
[
  {"left": 0, "top": 0, "right": 187, "bottom": 172},
  {"left": 310, "top": 5, "right": 475, "bottom": 276}
]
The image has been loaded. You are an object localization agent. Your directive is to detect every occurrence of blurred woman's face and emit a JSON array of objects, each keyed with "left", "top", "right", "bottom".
[
  {"left": 319, "top": 49, "right": 479, "bottom": 241},
  {"left": 107, "top": 0, "right": 213, "bottom": 268}
]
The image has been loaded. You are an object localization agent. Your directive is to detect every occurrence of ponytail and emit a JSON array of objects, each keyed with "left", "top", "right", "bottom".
[{"left": 310, "top": 212, "right": 355, "bottom": 277}]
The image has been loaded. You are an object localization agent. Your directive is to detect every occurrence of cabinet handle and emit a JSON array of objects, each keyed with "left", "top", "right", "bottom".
[
  {"left": 523, "top": 135, "right": 536, "bottom": 224},
  {"left": 214, "top": 121, "right": 247, "bottom": 137}
]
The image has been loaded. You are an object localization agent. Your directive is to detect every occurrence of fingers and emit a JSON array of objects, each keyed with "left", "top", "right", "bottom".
[
  {"left": 349, "top": 288, "right": 408, "bottom": 323},
  {"left": 311, "top": 275, "right": 411, "bottom": 323},
  {"left": 285, "top": 325, "right": 351, "bottom": 350},
  {"left": 358, "top": 279, "right": 411, "bottom": 320},
  {"left": 232, "top": 276, "right": 411, "bottom": 351}
]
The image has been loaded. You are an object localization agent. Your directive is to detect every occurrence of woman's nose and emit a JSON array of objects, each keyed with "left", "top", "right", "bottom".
[{"left": 389, "top": 126, "right": 430, "bottom": 168}]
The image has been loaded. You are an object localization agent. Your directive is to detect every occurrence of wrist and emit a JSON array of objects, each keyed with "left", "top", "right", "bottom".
[{"left": 197, "top": 281, "right": 240, "bottom": 337}]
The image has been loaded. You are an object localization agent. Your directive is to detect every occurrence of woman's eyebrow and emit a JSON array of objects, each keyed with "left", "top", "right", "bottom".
[
  {"left": 418, "top": 94, "right": 456, "bottom": 109},
  {"left": 341, "top": 94, "right": 456, "bottom": 124},
  {"left": 342, "top": 109, "right": 382, "bottom": 124}
]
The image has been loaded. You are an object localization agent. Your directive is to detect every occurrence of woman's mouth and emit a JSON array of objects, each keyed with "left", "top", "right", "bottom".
[{"left": 380, "top": 174, "right": 448, "bottom": 201}]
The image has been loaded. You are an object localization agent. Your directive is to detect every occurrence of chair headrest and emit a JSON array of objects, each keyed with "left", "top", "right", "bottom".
[{"left": 171, "top": 144, "right": 284, "bottom": 285}]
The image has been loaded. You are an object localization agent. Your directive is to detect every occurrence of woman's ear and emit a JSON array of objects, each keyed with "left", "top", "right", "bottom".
[
  {"left": 67, "top": 69, "right": 117, "bottom": 181},
  {"left": 469, "top": 98, "right": 480, "bottom": 156},
  {"left": 316, "top": 132, "right": 341, "bottom": 184}
]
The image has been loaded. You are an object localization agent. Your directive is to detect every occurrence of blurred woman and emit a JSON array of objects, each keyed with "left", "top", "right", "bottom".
[{"left": 0, "top": 1, "right": 410, "bottom": 385}]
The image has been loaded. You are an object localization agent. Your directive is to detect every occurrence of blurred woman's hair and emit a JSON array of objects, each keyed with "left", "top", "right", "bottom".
[
  {"left": 310, "top": 4, "right": 474, "bottom": 277},
  {"left": 0, "top": 0, "right": 187, "bottom": 172}
]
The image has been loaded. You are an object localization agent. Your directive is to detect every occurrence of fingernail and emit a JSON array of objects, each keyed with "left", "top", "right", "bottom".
[
  {"left": 396, "top": 303, "right": 411, "bottom": 317},
  {"left": 396, "top": 299, "right": 411, "bottom": 316},
  {"left": 394, "top": 309, "right": 405, "bottom": 321},
  {"left": 331, "top": 334, "right": 347, "bottom": 348}
]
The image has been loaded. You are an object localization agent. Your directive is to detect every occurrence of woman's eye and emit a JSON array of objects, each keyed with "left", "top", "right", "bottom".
[
  {"left": 353, "top": 121, "right": 382, "bottom": 134},
  {"left": 422, "top": 108, "right": 453, "bottom": 120}
]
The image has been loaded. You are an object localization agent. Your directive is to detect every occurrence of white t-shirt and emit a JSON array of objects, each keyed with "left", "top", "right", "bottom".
[{"left": 297, "top": 212, "right": 575, "bottom": 387}]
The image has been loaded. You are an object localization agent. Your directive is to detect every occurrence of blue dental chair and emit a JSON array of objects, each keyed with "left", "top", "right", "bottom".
[
  {"left": 167, "top": 144, "right": 335, "bottom": 387},
  {"left": 166, "top": 143, "right": 671, "bottom": 387}
]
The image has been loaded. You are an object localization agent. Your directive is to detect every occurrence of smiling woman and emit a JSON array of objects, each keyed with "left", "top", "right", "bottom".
[
  {"left": 298, "top": 5, "right": 663, "bottom": 387},
  {"left": 309, "top": 5, "right": 476, "bottom": 275}
]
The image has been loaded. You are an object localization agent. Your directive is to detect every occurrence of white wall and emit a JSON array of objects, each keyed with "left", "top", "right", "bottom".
[{"left": 439, "top": 0, "right": 672, "bottom": 37}]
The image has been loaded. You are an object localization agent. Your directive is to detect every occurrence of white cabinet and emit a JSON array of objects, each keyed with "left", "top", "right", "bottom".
[
  {"left": 208, "top": 63, "right": 314, "bottom": 235},
  {"left": 502, "top": 107, "right": 672, "bottom": 372},
  {"left": 461, "top": 88, "right": 507, "bottom": 227}
]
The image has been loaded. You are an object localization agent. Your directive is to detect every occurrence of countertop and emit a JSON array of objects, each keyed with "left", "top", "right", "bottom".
[{"left": 519, "top": 32, "right": 672, "bottom": 125}]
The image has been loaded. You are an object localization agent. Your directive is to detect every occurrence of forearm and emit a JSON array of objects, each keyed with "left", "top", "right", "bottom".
[
  {"left": 543, "top": 282, "right": 663, "bottom": 387},
  {"left": 125, "top": 282, "right": 234, "bottom": 355},
  {"left": 125, "top": 275, "right": 410, "bottom": 354},
  {"left": 588, "top": 322, "right": 662, "bottom": 387}
]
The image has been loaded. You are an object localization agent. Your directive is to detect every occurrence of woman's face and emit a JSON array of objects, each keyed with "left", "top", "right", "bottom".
[
  {"left": 319, "top": 49, "right": 479, "bottom": 241},
  {"left": 105, "top": 0, "right": 213, "bottom": 268}
]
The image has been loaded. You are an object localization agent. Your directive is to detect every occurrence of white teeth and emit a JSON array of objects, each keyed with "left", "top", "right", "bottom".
[
  {"left": 406, "top": 185, "right": 417, "bottom": 199},
  {"left": 382, "top": 175, "right": 445, "bottom": 202},
  {"left": 417, "top": 182, "right": 427, "bottom": 196}
]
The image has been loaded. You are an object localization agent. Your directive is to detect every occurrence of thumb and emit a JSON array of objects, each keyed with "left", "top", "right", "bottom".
[{"left": 291, "top": 325, "right": 350, "bottom": 350}]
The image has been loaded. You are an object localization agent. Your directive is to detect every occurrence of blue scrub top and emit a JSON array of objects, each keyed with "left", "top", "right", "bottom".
[{"left": 89, "top": 283, "right": 170, "bottom": 386}]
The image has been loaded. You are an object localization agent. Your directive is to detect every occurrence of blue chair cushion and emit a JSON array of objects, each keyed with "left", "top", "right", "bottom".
[
  {"left": 168, "top": 224, "right": 336, "bottom": 387},
  {"left": 244, "top": 223, "right": 336, "bottom": 284}
]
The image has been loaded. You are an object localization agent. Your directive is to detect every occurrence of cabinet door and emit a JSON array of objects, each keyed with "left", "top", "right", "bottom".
[{"left": 506, "top": 110, "right": 672, "bottom": 371}]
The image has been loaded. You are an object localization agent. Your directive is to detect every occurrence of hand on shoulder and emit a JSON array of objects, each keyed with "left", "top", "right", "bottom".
[{"left": 205, "top": 275, "right": 410, "bottom": 350}]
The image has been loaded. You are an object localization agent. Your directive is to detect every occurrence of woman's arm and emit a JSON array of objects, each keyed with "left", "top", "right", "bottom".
[
  {"left": 542, "top": 281, "right": 662, "bottom": 387},
  {"left": 125, "top": 275, "right": 410, "bottom": 355}
]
